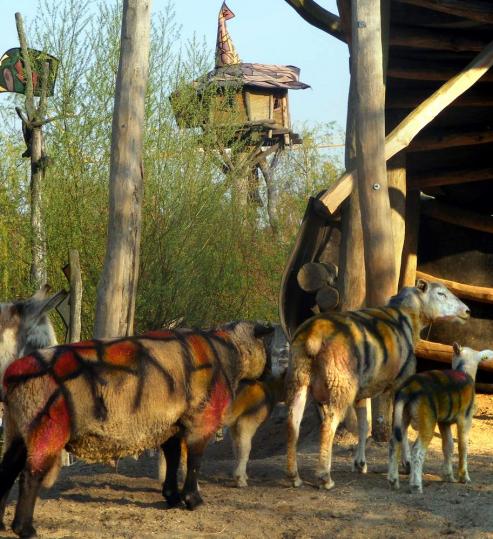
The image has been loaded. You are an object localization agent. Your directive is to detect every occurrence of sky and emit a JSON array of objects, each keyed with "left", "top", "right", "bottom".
[{"left": 0, "top": 0, "right": 350, "bottom": 134}]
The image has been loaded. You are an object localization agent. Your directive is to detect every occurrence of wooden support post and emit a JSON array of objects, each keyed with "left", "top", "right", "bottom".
[
  {"left": 399, "top": 191, "right": 420, "bottom": 287},
  {"left": 353, "top": 0, "right": 396, "bottom": 442},
  {"left": 387, "top": 111, "right": 407, "bottom": 291},
  {"left": 338, "top": 78, "right": 366, "bottom": 311},
  {"left": 68, "top": 249, "right": 82, "bottom": 343}
]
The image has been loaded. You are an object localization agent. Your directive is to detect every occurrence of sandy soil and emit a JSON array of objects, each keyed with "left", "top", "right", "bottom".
[{"left": 1, "top": 395, "right": 492, "bottom": 539}]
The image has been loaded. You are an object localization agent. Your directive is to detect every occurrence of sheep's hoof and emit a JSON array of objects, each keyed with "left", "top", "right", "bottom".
[
  {"left": 318, "top": 478, "right": 335, "bottom": 491},
  {"left": 235, "top": 477, "right": 248, "bottom": 488},
  {"left": 409, "top": 484, "right": 422, "bottom": 494},
  {"left": 12, "top": 521, "right": 37, "bottom": 538},
  {"left": 291, "top": 476, "right": 303, "bottom": 488},
  {"left": 163, "top": 490, "right": 182, "bottom": 509},
  {"left": 183, "top": 491, "right": 204, "bottom": 510},
  {"left": 388, "top": 478, "right": 400, "bottom": 490},
  {"left": 401, "top": 461, "right": 411, "bottom": 475},
  {"left": 352, "top": 460, "right": 367, "bottom": 474},
  {"left": 441, "top": 472, "right": 457, "bottom": 483},
  {"left": 458, "top": 474, "right": 471, "bottom": 484}
]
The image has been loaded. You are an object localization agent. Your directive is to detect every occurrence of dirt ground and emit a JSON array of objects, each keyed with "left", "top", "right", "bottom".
[{"left": 1, "top": 395, "right": 492, "bottom": 539}]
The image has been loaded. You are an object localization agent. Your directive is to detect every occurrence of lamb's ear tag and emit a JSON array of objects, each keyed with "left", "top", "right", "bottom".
[
  {"left": 416, "top": 279, "right": 428, "bottom": 292},
  {"left": 452, "top": 342, "right": 462, "bottom": 356}
]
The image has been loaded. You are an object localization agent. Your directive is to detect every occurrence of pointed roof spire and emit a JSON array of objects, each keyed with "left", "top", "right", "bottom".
[{"left": 215, "top": 2, "right": 241, "bottom": 68}]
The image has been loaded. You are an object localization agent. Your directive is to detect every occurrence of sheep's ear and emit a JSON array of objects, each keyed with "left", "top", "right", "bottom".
[
  {"left": 25, "top": 289, "right": 68, "bottom": 323},
  {"left": 253, "top": 322, "right": 275, "bottom": 338},
  {"left": 32, "top": 284, "right": 52, "bottom": 301},
  {"left": 416, "top": 279, "right": 428, "bottom": 292},
  {"left": 452, "top": 342, "right": 462, "bottom": 356}
]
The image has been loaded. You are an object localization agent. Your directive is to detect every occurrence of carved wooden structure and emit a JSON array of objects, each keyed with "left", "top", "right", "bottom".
[
  {"left": 280, "top": 0, "right": 493, "bottom": 438},
  {"left": 171, "top": 3, "right": 309, "bottom": 228}
]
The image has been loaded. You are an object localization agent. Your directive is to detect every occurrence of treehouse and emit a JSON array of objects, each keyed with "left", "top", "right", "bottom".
[
  {"left": 172, "top": 62, "right": 308, "bottom": 146},
  {"left": 170, "top": 2, "right": 308, "bottom": 147},
  {"left": 279, "top": 0, "right": 493, "bottom": 428}
]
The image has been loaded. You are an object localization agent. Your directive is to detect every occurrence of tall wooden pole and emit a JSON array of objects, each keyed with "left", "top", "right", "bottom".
[
  {"left": 94, "top": 0, "right": 152, "bottom": 338},
  {"left": 352, "top": 0, "right": 397, "bottom": 441},
  {"left": 15, "top": 13, "right": 49, "bottom": 287}
]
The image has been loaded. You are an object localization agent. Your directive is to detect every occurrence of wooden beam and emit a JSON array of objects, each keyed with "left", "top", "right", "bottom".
[
  {"left": 416, "top": 339, "right": 493, "bottom": 373},
  {"left": 388, "top": 59, "right": 493, "bottom": 82},
  {"left": 397, "top": 0, "right": 493, "bottom": 24},
  {"left": 388, "top": 89, "right": 493, "bottom": 109},
  {"left": 408, "top": 128, "right": 493, "bottom": 151},
  {"left": 420, "top": 197, "right": 493, "bottom": 234},
  {"left": 409, "top": 166, "right": 493, "bottom": 189},
  {"left": 416, "top": 270, "right": 493, "bottom": 304},
  {"left": 389, "top": 25, "right": 487, "bottom": 52},
  {"left": 476, "top": 383, "right": 493, "bottom": 394},
  {"left": 283, "top": 0, "right": 346, "bottom": 42},
  {"left": 320, "top": 38, "right": 493, "bottom": 214}
]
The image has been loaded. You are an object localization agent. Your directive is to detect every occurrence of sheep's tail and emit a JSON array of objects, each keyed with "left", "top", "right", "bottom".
[
  {"left": 392, "top": 396, "right": 406, "bottom": 443},
  {"left": 304, "top": 326, "right": 324, "bottom": 357}
]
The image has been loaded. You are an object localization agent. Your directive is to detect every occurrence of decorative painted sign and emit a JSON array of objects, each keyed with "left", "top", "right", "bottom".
[{"left": 0, "top": 47, "right": 59, "bottom": 96}]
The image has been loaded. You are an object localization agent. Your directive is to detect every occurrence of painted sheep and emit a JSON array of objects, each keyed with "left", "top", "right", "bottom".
[
  {"left": 0, "top": 285, "right": 66, "bottom": 386},
  {"left": 285, "top": 280, "right": 470, "bottom": 490},
  {"left": 158, "top": 370, "right": 286, "bottom": 488},
  {"left": 0, "top": 321, "right": 274, "bottom": 538},
  {"left": 388, "top": 343, "right": 493, "bottom": 493}
]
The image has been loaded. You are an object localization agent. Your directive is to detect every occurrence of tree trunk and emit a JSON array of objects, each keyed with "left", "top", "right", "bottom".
[
  {"left": 29, "top": 127, "right": 47, "bottom": 287},
  {"left": 94, "top": 0, "right": 152, "bottom": 339}
]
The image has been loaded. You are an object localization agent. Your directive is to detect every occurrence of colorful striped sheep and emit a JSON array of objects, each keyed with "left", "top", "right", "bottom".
[
  {"left": 0, "top": 321, "right": 273, "bottom": 538},
  {"left": 285, "top": 280, "right": 470, "bottom": 491},
  {"left": 388, "top": 343, "right": 493, "bottom": 493}
]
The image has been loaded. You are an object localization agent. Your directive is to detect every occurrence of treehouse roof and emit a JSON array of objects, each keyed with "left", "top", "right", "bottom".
[{"left": 199, "top": 62, "right": 310, "bottom": 92}]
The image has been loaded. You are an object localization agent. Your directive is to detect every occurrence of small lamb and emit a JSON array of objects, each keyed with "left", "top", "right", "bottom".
[{"left": 388, "top": 343, "right": 493, "bottom": 493}]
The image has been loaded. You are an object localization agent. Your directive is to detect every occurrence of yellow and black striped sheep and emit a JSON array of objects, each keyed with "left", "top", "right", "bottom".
[
  {"left": 0, "top": 321, "right": 274, "bottom": 538},
  {"left": 388, "top": 343, "right": 493, "bottom": 493},
  {"left": 285, "top": 280, "right": 470, "bottom": 491}
]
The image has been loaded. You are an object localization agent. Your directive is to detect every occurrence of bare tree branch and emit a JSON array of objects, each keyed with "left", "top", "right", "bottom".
[{"left": 284, "top": 0, "right": 346, "bottom": 42}]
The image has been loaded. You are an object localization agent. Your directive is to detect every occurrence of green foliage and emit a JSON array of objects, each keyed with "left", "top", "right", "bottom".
[{"left": 0, "top": 0, "right": 342, "bottom": 337}]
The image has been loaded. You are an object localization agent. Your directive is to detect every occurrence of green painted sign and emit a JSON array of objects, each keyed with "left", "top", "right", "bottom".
[{"left": 0, "top": 47, "right": 59, "bottom": 96}]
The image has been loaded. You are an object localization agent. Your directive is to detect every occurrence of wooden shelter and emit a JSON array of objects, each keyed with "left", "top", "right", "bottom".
[{"left": 279, "top": 0, "right": 493, "bottom": 438}]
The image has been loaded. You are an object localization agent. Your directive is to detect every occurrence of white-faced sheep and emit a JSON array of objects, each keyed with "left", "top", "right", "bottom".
[
  {"left": 285, "top": 280, "right": 470, "bottom": 491},
  {"left": 388, "top": 343, "right": 493, "bottom": 493},
  {"left": 0, "top": 321, "right": 274, "bottom": 538},
  {"left": 0, "top": 285, "right": 66, "bottom": 385}
]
